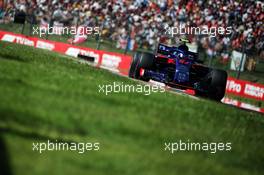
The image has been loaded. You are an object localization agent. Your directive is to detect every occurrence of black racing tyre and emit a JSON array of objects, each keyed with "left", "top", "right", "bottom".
[
  {"left": 137, "top": 52, "right": 155, "bottom": 69},
  {"left": 128, "top": 52, "right": 141, "bottom": 78},
  {"left": 129, "top": 52, "right": 155, "bottom": 81},
  {"left": 208, "top": 69, "right": 228, "bottom": 101}
]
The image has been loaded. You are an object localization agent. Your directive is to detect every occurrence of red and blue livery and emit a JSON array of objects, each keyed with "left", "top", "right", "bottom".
[{"left": 129, "top": 43, "right": 228, "bottom": 101}]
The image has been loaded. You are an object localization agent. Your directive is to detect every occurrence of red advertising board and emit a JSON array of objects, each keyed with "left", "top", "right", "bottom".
[
  {"left": 0, "top": 30, "right": 132, "bottom": 75},
  {"left": 226, "top": 77, "right": 264, "bottom": 101}
]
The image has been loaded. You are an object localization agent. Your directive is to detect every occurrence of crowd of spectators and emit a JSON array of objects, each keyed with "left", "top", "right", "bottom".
[{"left": 0, "top": 0, "right": 263, "bottom": 60}]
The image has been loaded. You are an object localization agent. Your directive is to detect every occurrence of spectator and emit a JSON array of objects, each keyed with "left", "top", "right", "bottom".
[{"left": 2, "top": 0, "right": 263, "bottom": 56}]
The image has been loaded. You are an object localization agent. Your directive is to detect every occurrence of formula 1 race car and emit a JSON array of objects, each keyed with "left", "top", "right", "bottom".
[{"left": 129, "top": 42, "right": 228, "bottom": 101}]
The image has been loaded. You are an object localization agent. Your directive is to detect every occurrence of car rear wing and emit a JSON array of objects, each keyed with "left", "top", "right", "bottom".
[
  {"left": 156, "top": 43, "right": 198, "bottom": 61},
  {"left": 156, "top": 43, "right": 176, "bottom": 55}
]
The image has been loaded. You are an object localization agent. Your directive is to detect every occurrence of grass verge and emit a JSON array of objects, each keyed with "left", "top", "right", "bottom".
[{"left": 0, "top": 41, "right": 264, "bottom": 175}]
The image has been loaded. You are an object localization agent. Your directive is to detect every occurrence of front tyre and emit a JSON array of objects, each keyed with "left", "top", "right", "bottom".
[
  {"left": 128, "top": 52, "right": 141, "bottom": 78},
  {"left": 208, "top": 69, "right": 228, "bottom": 101},
  {"left": 129, "top": 52, "right": 155, "bottom": 81}
]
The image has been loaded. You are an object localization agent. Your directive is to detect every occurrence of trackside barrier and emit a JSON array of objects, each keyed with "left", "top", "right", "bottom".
[
  {"left": 225, "top": 78, "right": 264, "bottom": 114},
  {"left": 0, "top": 30, "right": 263, "bottom": 114},
  {"left": 0, "top": 30, "right": 131, "bottom": 75},
  {"left": 226, "top": 77, "right": 264, "bottom": 101}
]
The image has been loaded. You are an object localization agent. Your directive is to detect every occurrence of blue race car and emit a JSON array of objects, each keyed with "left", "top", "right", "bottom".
[{"left": 129, "top": 42, "right": 228, "bottom": 101}]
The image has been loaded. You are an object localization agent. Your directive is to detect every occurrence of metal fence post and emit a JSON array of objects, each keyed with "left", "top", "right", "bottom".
[
  {"left": 124, "top": 22, "right": 131, "bottom": 55},
  {"left": 96, "top": 20, "right": 104, "bottom": 50},
  {"left": 236, "top": 40, "right": 246, "bottom": 79}
]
